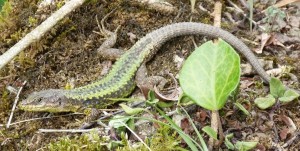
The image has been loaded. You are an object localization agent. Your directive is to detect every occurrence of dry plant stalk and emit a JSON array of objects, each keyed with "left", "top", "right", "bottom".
[{"left": 0, "top": 0, "right": 85, "bottom": 70}]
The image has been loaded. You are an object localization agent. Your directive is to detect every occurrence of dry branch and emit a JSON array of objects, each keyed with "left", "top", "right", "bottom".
[{"left": 0, "top": 0, "right": 86, "bottom": 70}]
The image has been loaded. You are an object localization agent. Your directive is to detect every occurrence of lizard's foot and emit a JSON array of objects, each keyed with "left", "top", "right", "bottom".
[
  {"left": 75, "top": 108, "right": 103, "bottom": 129},
  {"left": 135, "top": 64, "right": 168, "bottom": 97},
  {"left": 66, "top": 108, "right": 102, "bottom": 128},
  {"left": 94, "top": 9, "right": 123, "bottom": 60}
]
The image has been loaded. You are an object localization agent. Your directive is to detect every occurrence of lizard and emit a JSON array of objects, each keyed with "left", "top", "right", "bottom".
[{"left": 19, "top": 21, "right": 280, "bottom": 113}]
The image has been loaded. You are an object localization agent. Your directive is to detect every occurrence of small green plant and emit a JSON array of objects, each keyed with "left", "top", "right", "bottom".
[
  {"left": 224, "top": 133, "right": 258, "bottom": 151},
  {"left": 109, "top": 115, "right": 135, "bottom": 134},
  {"left": 152, "top": 103, "right": 208, "bottom": 151},
  {"left": 107, "top": 96, "right": 205, "bottom": 150},
  {"left": 179, "top": 39, "right": 240, "bottom": 111},
  {"left": 262, "top": 6, "right": 286, "bottom": 32},
  {"left": 179, "top": 39, "right": 258, "bottom": 149},
  {"left": 254, "top": 77, "right": 299, "bottom": 109}
]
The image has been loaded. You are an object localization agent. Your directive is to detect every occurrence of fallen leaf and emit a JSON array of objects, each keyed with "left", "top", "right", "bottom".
[
  {"left": 274, "top": 0, "right": 300, "bottom": 8},
  {"left": 279, "top": 127, "right": 289, "bottom": 140},
  {"left": 180, "top": 118, "right": 194, "bottom": 134},
  {"left": 195, "top": 110, "right": 208, "bottom": 122},
  {"left": 256, "top": 33, "right": 273, "bottom": 54},
  {"left": 278, "top": 115, "right": 297, "bottom": 132}
]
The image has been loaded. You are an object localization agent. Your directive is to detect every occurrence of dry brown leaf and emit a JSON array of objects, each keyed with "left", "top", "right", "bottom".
[
  {"left": 256, "top": 33, "right": 273, "bottom": 54},
  {"left": 257, "top": 33, "right": 288, "bottom": 53},
  {"left": 274, "top": 0, "right": 300, "bottom": 8},
  {"left": 196, "top": 110, "right": 208, "bottom": 122},
  {"left": 280, "top": 127, "right": 290, "bottom": 140},
  {"left": 278, "top": 115, "right": 297, "bottom": 132}
]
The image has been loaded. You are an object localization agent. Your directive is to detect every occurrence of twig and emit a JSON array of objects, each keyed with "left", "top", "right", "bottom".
[
  {"left": 39, "top": 128, "right": 100, "bottom": 133},
  {"left": 209, "top": 1, "right": 222, "bottom": 150},
  {"left": 6, "top": 81, "right": 27, "bottom": 128},
  {"left": 132, "top": 0, "right": 177, "bottom": 14},
  {"left": 282, "top": 131, "right": 300, "bottom": 148},
  {"left": 273, "top": 0, "right": 300, "bottom": 9},
  {"left": 0, "top": 0, "right": 85, "bottom": 70},
  {"left": 212, "top": 2, "right": 222, "bottom": 28}
]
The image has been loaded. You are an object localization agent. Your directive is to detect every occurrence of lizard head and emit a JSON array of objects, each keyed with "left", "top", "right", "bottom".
[{"left": 19, "top": 89, "right": 81, "bottom": 113}]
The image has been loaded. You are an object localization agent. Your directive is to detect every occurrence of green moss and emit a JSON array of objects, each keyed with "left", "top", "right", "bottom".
[
  {"left": 28, "top": 16, "right": 38, "bottom": 26},
  {"left": 0, "top": 0, "right": 12, "bottom": 27},
  {"left": 15, "top": 51, "right": 35, "bottom": 70},
  {"left": 47, "top": 125, "right": 187, "bottom": 151},
  {"left": 56, "top": 1, "right": 65, "bottom": 9},
  {"left": 0, "top": 89, "right": 9, "bottom": 113},
  {"left": 48, "top": 130, "right": 109, "bottom": 151},
  {"left": 54, "top": 25, "right": 76, "bottom": 43},
  {"left": 117, "top": 125, "right": 187, "bottom": 151}
]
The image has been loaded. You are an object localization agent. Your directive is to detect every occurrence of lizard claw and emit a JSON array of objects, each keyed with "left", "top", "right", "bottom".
[
  {"left": 94, "top": 8, "right": 121, "bottom": 53},
  {"left": 94, "top": 8, "right": 119, "bottom": 38}
]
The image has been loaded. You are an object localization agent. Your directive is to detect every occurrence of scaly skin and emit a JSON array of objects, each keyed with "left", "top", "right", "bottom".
[{"left": 19, "top": 22, "right": 272, "bottom": 113}]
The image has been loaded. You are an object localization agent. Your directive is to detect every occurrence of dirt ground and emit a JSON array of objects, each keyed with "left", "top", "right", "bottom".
[{"left": 0, "top": 0, "right": 300, "bottom": 150}]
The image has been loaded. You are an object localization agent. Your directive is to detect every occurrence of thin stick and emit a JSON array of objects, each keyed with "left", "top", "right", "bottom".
[
  {"left": 6, "top": 113, "right": 84, "bottom": 127},
  {"left": 132, "top": 0, "right": 177, "bottom": 14},
  {"left": 282, "top": 131, "right": 300, "bottom": 148},
  {"left": 208, "top": 2, "right": 222, "bottom": 150},
  {"left": 212, "top": 2, "right": 222, "bottom": 28},
  {"left": 6, "top": 81, "right": 27, "bottom": 128},
  {"left": 273, "top": 0, "right": 300, "bottom": 9},
  {"left": 0, "top": 0, "right": 85, "bottom": 70},
  {"left": 39, "top": 128, "right": 100, "bottom": 133}
]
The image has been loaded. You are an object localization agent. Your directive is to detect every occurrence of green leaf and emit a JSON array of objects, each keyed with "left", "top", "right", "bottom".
[
  {"left": 270, "top": 77, "right": 286, "bottom": 98},
  {"left": 235, "top": 141, "right": 258, "bottom": 151},
  {"left": 279, "top": 89, "right": 300, "bottom": 103},
  {"left": 127, "top": 118, "right": 135, "bottom": 130},
  {"left": 119, "top": 104, "right": 144, "bottom": 115},
  {"left": 224, "top": 133, "right": 235, "bottom": 150},
  {"left": 234, "top": 102, "right": 250, "bottom": 116},
  {"left": 202, "top": 126, "right": 217, "bottom": 140},
  {"left": 157, "top": 101, "right": 174, "bottom": 108},
  {"left": 178, "top": 94, "right": 195, "bottom": 106},
  {"left": 179, "top": 39, "right": 240, "bottom": 110},
  {"left": 108, "top": 115, "right": 130, "bottom": 129},
  {"left": 254, "top": 94, "right": 276, "bottom": 109},
  {"left": 0, "top": 0, "right": 6, "bottom": 10},
  {"left": 146, "top": 91, "right": 159, "bottom": 105}
]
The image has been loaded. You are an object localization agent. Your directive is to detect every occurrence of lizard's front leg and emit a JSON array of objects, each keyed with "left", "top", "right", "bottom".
[{"left": 95, "top": 9, "right": 123, "bottom": 60}]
